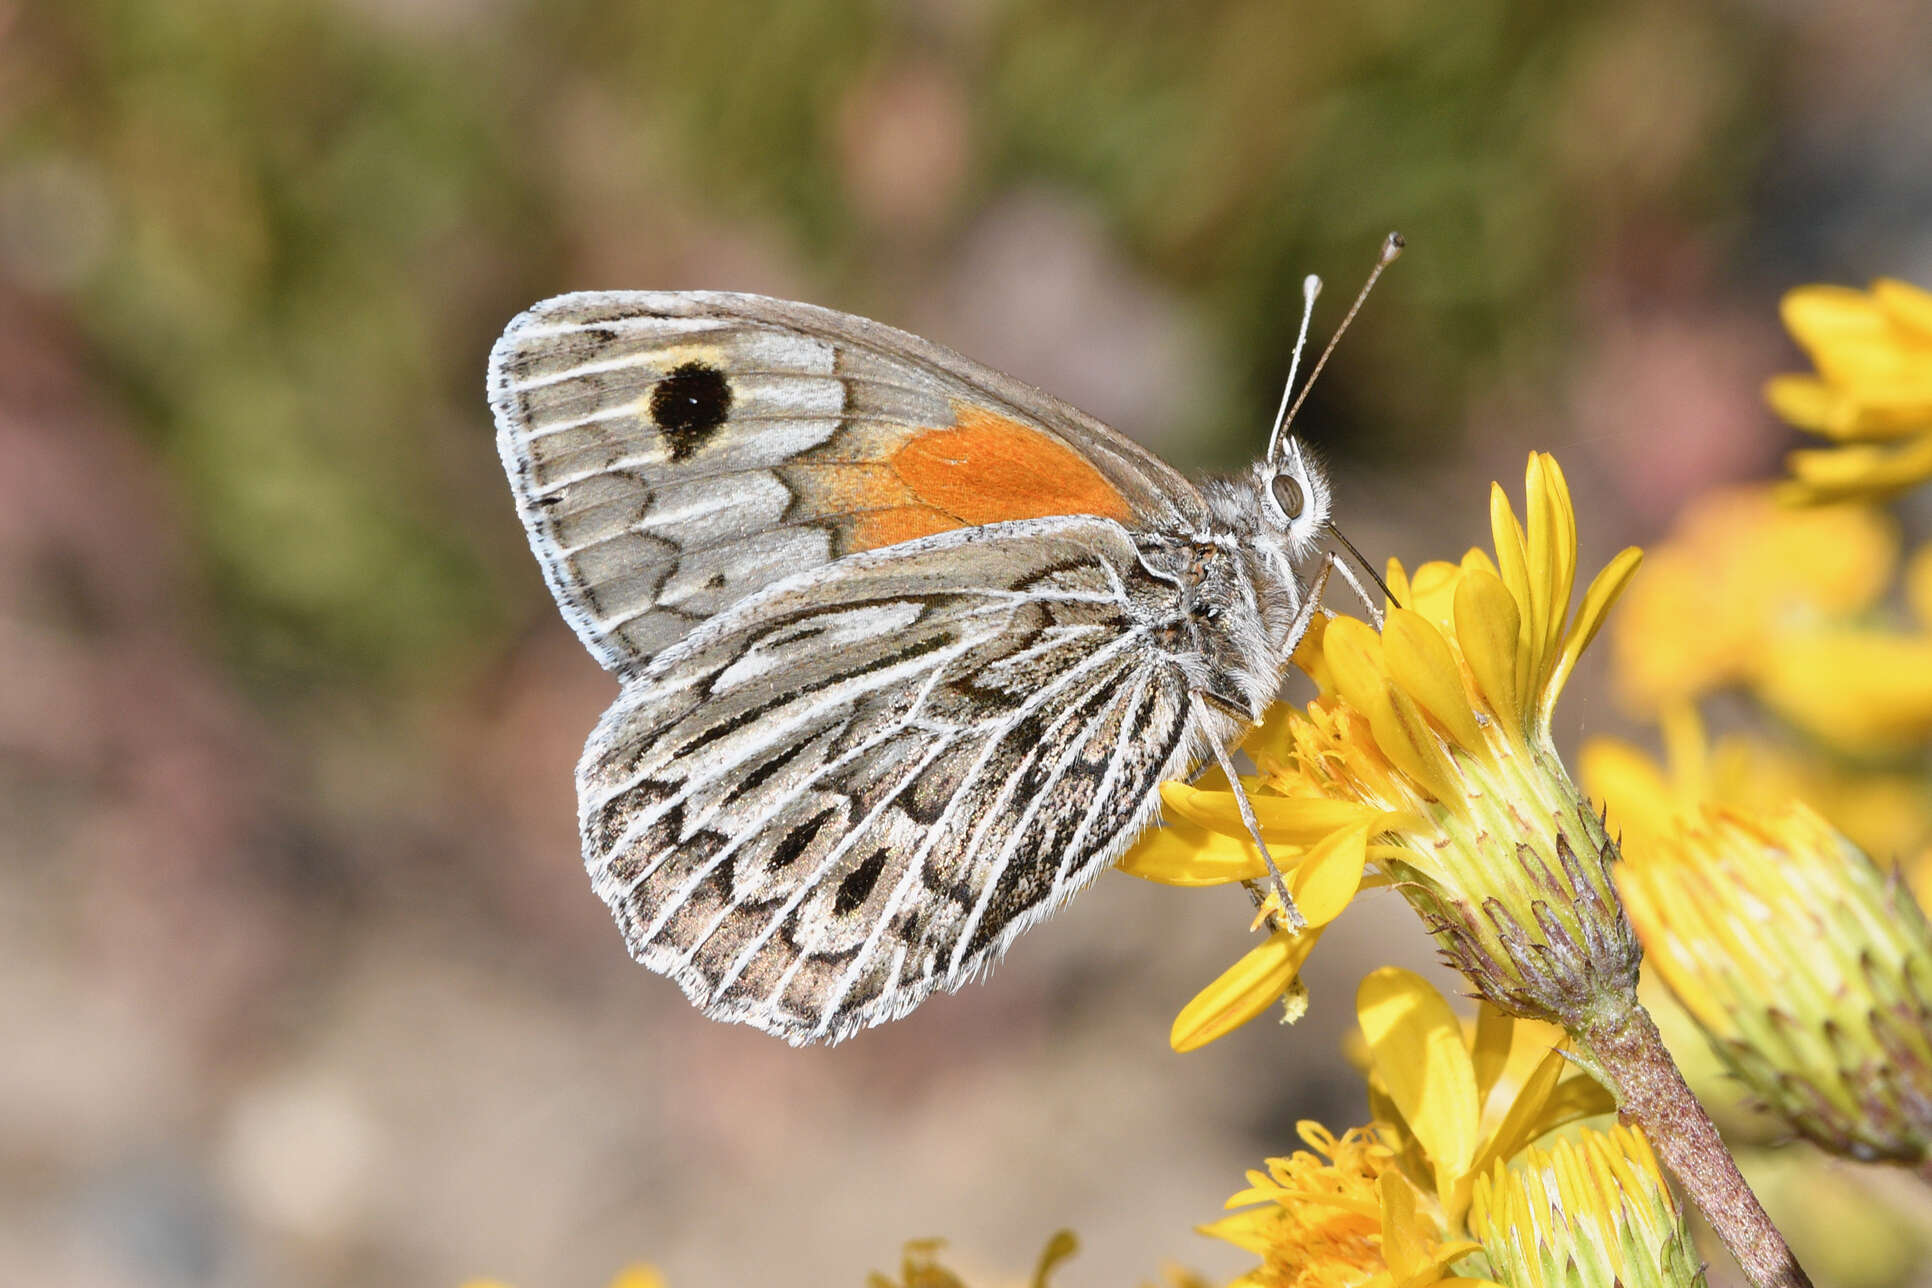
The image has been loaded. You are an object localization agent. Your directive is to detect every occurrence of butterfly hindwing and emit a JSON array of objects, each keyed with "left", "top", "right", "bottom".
[
  {"left": 488, "top": 290, "right": 1208, "bottom": 674},
  {"left": 575, "top": 517, "right": 1204, "bottom": 1044}
]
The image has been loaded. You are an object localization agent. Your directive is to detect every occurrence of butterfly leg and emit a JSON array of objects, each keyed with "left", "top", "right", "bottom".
[
  {"left": 1283, "top": 554, "right": 1333, "bottom": 657},
  {"left": 1181, "top": 555, "right": 1336, "bottom": 928},
  {"left": 1191, "top": 693, "right": 1308, "bottom": 932},
  {"left": 1326, "top": 547, "right": 1386, "bottom": 628}
]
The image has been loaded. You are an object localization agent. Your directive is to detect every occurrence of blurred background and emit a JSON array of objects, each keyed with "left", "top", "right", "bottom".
[{"left": 4, "top": 1, "right": 1931, "bottom": 1284}]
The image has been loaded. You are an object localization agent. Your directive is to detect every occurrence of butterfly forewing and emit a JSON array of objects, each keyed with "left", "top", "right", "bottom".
[
  {"left": 576, "top": 517, "right": 1198, "bottom": 1044},
  {"left": 489, "top": 291, "right": 1207, "bottom": 674}
]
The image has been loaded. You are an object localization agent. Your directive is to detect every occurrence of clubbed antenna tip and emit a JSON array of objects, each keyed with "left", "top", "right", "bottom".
[{"left": 1275, "top": 232, "right": 1408, "bottom": 446}]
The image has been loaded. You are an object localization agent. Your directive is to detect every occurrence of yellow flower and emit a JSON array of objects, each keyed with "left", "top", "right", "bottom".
[
  {"left": 1607, "top": 486, "right": 1896, "bottom": 714},
  {"left": 866, "top": 1232, "right": 1079, "bottom": 1288},
  {"left": 1581, "top": 704, "right": 1932, "bottom": 865},
  {"left": 608, "top": 1272, "right": 667, "bottom": 1288},
  {"left": 1604, "top": 482, "right": 1932, "bottom": 753},
  {"left": 1467, "top": 1125, "right": 1702, "bottom": 1288},
  {"left": 1354, "top": 968, "right": 1614, "bottom": 1232},
  {"left": 1206, "top": 970, "right": 1613, "bottom": 1288},
  {"left": 1123, "top": 777, "right": 1387, "bottom": 1050},
  {"left": 1617, "top": 801, "right": 1932, "bottom": 1167},
  {"left": 1131, "top": 454, "right": 1645, "bottom": 1040},
  {"left": 1203, "top": 1121, "right": 1489, "bottom": 1288},
  {"left": 462, "top": 1269, "right": 666, "bottom": 1288},
  {"left": 1752, "top": 624, "right": 1932, "bottom": 756},
  {"left": 1292, "top": 456, "right": 1642, "bottom": 1021},
  {"left": 1767, "top": 278, "right": 1932, "bottom": 503}
]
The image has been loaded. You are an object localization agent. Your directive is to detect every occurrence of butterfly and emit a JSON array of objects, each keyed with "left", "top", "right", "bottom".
[{"left": 488, "top": 236, "right": 1398, "bottom": 1045}]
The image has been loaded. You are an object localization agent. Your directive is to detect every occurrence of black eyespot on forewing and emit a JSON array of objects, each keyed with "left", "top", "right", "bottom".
[
  {"left": 1270, "top": 473, "right": 1305, "bottom": 519},
  {"left": 649, "top": 361, "right": 733, "bottom": 460}
]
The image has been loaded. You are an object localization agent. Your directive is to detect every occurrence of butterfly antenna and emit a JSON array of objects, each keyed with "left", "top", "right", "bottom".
[
  {"left": 1328, "top": 523, "right": 1398, "bottom": 609},
  {"left": 1302, "top": 231, "right": 1408, "bottom": 613},
  {"left": 1275, "top": 231, "right": 1405, "bottom": 446},
  {"left": 1265, "top": 274, "right": 1324, "bottom": 460}
]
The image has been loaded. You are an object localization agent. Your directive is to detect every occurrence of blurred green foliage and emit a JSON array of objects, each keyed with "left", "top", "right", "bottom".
[{"left": 7, "top": 0, "right": 1773, "bottom": 685}]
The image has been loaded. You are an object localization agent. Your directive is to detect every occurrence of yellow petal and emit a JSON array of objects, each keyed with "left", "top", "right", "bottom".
[
  {"left": 1158, "top": 781, "right": 1382, "bottom": 846},
  {"left": 1460, "top": 547, "right": 1500, "bottom": 579},
  {"left": 1403, "top": 559, "right": 1464, "bottom": 630},
  {"left": 1782, "top": 284, "right": 1888, "bottom": 358},
  {"left": 1386, "top": 557, "right": 1416, "bottom": 612},
  {"left": 1395, "top": 1240, "right": 1493, "bottom": 1288},
  {"left": 1197, "top": 1208, "right": 1275, "bottom": 1254},
  {"left": 1472, "top": 1045, "right": 1570, "bottom": 1175},
  {"left": 1577, "top": 736, "right": 1677, "bottom": 855},
  {"left": 1290, "top": 609, "right": 1337, "bottom": 693},
  {"left": 1290, "top": 822, "right": 1370, "bottom": 926},
  {"left": 1028, "top": 1231, "right": 1078, "bottom": 1288},
  {"left": 1489, "top": 480, "right": 1531, "bottom": 608},
  {"left": 1756, "top": 629, "right": 1932, "bottom": 754},
  {"left": 1526, "top": 453, "right": 1578, "bottom": 669},
  {"left": 1239, "top": 704, "right": 1298, "bottom": 768},
  {"left": 1845, "top": 380, "right": 1932, "bottom": 435},
  {"left": 1453, "top": 567, "right": 1523, "bottom": 731},
  {"left": 1118, "top": 816, "right": 1265, "bottom": 886},
  {"left": 1367, "top": 687, "right": 1462, "bottom": 802},
  {"left": 1531, "top": 1066, "right": 1619, "bottom": 1132},
  {"left": 1498, "top": 1013, "right": 1573, "bottom": 1100},
  {"left": 1357, "top": 967, "right": 1480, "bottom": 1178},
  {"left": 1324, "top": 614, "right": 1392, "bottom": 717},
  {"left": 1781, "top": 437, "right": 1932, "bottom": 503},
  {"left": 609, "top": 1270, "right": 668, "bottom": 1288},
  {"left": 1382, "top": 609, "right": 1486, "bottom": 753},
  {"left": 1378, "top": 1170, "right": 1431, "bottom": 1278},
  {"left": 1769, "top": 313, "right": 1932, "bottom": 435},
  {"left": 1544, "top": 546, "right": 1642, "bottom": 719},
  {"left": 1488, "top": 480, "right": 1536, "bottom": 704},
  {"left": 1875, "top": 277, "right": 1932, "bottom": 340},
  {"left": 1470, "top": 1005, "right": 1514, "bottom": 1111},
  {"left": 1172, "top": 928, "right": 1321, "bottom": 1052},
  {"left": 1660, "top": 701, "right": 1712, "bottom": 795},
  {"left": 1765, "top": 373, "right": 1853, "bottom": 434}
]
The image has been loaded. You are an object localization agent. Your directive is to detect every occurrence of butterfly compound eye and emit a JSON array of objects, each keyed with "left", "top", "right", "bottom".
[{"left": 1270, "top": 473, "right": 1305, "bottom": 519}]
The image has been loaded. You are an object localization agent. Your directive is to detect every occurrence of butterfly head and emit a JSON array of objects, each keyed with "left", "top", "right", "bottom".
[{"left": 1257, "top": 436, "right": 1331, "bottom": 561}]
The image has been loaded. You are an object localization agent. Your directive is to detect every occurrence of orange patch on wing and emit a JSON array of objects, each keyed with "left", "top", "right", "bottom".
[
  {"left": 809, "top": 461, "right": 919, "bottom": 512},
  {"left": 849, "top": 505, "right": 963, "bottom": 552},
  {"left": 887, "top": 404, "right": 1134, "bottom": 528}
]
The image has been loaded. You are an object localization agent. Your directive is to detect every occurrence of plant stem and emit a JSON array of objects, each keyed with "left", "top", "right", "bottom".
[{"left": 1577, "top": 1000, "right": 1813, "bottom": 1288}]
